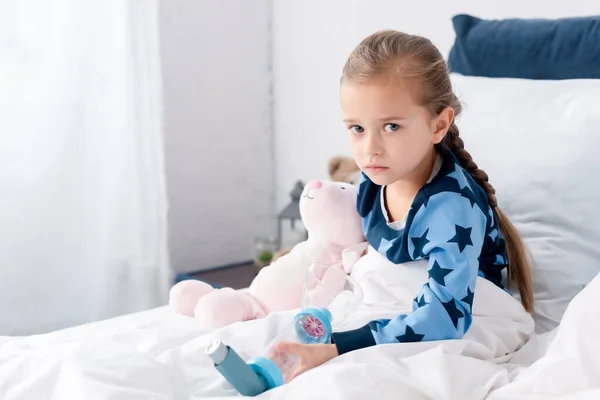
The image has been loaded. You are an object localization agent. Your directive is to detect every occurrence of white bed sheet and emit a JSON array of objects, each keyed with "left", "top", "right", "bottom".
[{"left": 1, "top": 272, "right": 599, "bottom": 400}]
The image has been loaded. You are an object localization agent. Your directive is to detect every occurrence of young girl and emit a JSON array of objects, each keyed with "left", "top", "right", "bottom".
[{"left": 276, "top": 29, "right": 533, "bottom": 380}]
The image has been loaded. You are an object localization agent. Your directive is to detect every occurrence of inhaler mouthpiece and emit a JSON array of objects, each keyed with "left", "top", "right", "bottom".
[{"left": 206, "top": 340, "right": 228, "bottom": 364}]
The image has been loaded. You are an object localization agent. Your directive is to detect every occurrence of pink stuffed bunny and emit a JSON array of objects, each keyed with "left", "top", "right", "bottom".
[{"left": 168, "top": 179, "right": 367, "bottom": 329}]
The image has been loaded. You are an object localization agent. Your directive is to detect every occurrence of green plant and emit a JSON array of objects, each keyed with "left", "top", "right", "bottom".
[{"left": 257, "top": 251, "right": 273, "bottom": 263}]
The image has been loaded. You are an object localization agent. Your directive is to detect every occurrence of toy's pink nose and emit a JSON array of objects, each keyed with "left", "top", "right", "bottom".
[{"left": 306, "top": 180, "right": 322, "bottom": 190}]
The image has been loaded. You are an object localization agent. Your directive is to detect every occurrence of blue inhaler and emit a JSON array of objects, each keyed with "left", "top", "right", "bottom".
[{"left": 206, "top": 262, "right": 363, "bottom": 396}]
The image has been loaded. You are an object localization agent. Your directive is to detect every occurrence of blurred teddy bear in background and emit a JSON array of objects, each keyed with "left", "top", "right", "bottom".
[
  {"left": 271, "top": 155, "right": 359, "bottom": 262},
  {"left": 327, "top": 155, "right": 360, "bottom": 185}
]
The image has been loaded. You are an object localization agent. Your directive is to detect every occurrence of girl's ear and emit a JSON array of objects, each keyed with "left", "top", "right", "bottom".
[{"left": 431, "top": 106, "right": 454, "bottom": 144}]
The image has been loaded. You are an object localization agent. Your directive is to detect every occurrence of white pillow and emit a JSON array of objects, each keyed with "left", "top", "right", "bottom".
[{"left": 450, "top": 74, "right": 600, "bottom": 333}]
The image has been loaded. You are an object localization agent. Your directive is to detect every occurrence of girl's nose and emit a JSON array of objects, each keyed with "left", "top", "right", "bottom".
[{"left": 364, "top": 133, "right": 383, "bottom": 156}]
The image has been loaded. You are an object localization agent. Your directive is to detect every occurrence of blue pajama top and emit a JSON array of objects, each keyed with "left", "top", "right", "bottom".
[{"left": 331, "top": 150, "right": 508, "bottom": 354}]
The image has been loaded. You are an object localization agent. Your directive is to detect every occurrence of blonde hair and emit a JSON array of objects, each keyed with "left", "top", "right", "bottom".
[{"left": 342, "top": 30, "right": 533, "bottom": 312}]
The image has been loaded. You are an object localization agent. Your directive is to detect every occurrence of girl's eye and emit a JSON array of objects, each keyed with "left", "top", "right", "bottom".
[
  {"left": 384, "top": 123, "right": 400, "bottom": 132},
  {"left": 350, "top": 125, "right": 365, "bottom": 134}
]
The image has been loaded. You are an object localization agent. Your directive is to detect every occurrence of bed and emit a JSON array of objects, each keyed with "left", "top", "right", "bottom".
[
  {"left": 1, "top": 273, "right": 598, "bottom": 399},
  {"left": 3, "top": 15, "right": 600, "bottom": 400}
]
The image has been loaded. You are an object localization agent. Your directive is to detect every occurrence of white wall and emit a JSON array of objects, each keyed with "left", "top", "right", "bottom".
[
  {"left": 272, "top": 0, "right": 600, "bottom": 210},
  {"left": 160, "top": 0, "right": 274, "bottom": 272},
  {"left": 159, "top": 1, "right": 600, "bottom": 272}
]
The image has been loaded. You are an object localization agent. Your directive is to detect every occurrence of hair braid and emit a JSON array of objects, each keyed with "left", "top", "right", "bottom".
[
  {"left": 437, "top": 123, "right": 533, "bottom": 311},
  {"left": 440, "top": 123, "right": 498, "bottom": 208}
]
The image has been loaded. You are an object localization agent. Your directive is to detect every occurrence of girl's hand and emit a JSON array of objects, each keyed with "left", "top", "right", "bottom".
[{"left": 274, "top": 342, "right": 338, "bottom": 382}]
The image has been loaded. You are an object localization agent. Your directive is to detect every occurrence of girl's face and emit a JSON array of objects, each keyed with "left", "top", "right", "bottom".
[{"left": 340, "top": 76, "right": 449, "bottom": 187}]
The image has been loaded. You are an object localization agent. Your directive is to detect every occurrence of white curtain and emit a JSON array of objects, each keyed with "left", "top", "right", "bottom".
[{"left": 0, "top": 0, "right": 170, "bottom": 335}]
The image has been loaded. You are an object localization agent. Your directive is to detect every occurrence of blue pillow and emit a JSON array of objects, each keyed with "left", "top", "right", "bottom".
[{"left": 448, "top": 14, "right": 600, "bottom": 80}]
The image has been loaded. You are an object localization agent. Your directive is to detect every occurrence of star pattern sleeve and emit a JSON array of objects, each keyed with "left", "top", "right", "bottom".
[{"left": 331, "top": 191, "right": 488, "bottom": 355}]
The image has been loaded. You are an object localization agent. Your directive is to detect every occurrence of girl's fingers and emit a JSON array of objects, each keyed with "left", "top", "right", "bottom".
[
  {"left": 285, "top": 363, "right": 306, "bottom": 382},
  {"left": 275, "top": 341, "right": 308, "bottom": 357}
]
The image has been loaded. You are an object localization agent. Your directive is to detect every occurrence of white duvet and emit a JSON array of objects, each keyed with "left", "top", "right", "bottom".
[{"left": 1, "top": 249, "right": 599, "bottom": 399}]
